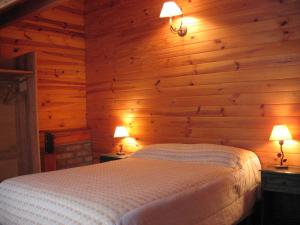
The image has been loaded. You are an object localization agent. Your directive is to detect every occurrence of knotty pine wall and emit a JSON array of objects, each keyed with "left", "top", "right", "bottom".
[
  {"left": 0, "top": 0, "right": 86, "bottom": 131},
  {"left": 0, "top": 0, "right": 91, "bottom": 168},
  {"left": 86, "top": 0, "right": 300, "bottom": 167}
]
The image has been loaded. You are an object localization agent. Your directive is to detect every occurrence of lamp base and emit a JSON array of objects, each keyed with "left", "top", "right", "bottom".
[
  {"left": 177, "top": 26, "right": 187, "bottom": 36},
  {"left": 116, "top": 151, "right": 125, "bottom": 155},
  {"left": 274, "top": 165, "right": 288, "bottom": 169}
]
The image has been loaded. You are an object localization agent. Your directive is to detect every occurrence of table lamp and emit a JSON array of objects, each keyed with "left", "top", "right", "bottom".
[
  {"left": 269, "top": 125, "right": 292, "bottom": 169},
  {"left": 114, "top": 126, "right": 129, "bottom": 155}
]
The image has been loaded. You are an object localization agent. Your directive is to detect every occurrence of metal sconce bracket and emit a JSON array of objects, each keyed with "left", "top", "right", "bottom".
[{"left": 169, "top": 15, "right": 187, "bottom": 37}]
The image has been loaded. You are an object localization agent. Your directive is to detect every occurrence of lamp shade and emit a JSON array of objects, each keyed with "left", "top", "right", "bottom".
[
  {"left": 114, "top": 126, "right": 129, "bottom": 138},
  {"left": 160, "top": 1, "right": 182, "bottom": 18},
  {"left": 269, "top": 125, "right": 292, "bottom": 141}
]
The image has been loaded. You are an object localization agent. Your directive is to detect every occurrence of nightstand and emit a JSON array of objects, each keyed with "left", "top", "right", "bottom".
[
  {"left": 99, "top": 153, "right": 130, "bottom": 163},
  {"left": 261, "top": 167, "right": 300, "bottom": 225}
]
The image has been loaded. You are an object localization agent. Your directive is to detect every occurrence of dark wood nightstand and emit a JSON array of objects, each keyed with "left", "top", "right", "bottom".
[
  {"left": 261, "top": 167, "right": 300, "bottom": 225},
  {"left": 99, "top": 153, "right": 130, "bottom": 163}
]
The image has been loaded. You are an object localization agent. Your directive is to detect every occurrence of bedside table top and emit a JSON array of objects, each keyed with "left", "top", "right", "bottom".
[
  {"left": 262, "top": 166, "right": 300, "bottom": 175},
  {"left": 261, "top": 166, "right": 300, "bottom": 195},
  {"left": 100, "top": 153, "right": 131, "bottom": 159}
]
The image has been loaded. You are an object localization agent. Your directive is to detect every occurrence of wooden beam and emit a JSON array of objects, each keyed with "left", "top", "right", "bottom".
[
  {"left": 0, "top": 0, "right": 66, "bottom": 29},
  {"left": 0, "top": 0, "right": 20, "bottom": 11}
]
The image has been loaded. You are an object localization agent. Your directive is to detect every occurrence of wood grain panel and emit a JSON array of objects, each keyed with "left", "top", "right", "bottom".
[
  {"left": 86, "top": 0, "right": 300, "bottom": 167},
  {"left": 0, "top": 0, "right": 87, "bottom": 133}
]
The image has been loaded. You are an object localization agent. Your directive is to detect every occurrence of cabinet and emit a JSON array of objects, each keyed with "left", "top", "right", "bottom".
[{"left": 261, "top": 167, "right": 300, "bottom": 225}]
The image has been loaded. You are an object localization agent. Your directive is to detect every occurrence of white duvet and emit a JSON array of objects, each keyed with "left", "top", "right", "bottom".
[{"left": 0, "top": 144, "right": 261, "bottom": 225}]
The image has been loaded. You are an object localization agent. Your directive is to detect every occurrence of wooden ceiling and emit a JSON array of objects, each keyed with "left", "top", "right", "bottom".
[
  {"left": 0, "top": 0, "right": 66, "bottom": 28},
  {"left": 0, "top": 0, "right": 23, "bottom": 12}
]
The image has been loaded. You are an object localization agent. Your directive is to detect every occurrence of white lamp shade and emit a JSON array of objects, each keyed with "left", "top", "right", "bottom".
[
  {"left": 269, "top": 125, "right": 292, "bottom": 141},
  {"left": 160, "top": 1, "right": 182, "bottom": 18},
  {"left": 114, "top": 126, "right": 129, "bottom": 138}
]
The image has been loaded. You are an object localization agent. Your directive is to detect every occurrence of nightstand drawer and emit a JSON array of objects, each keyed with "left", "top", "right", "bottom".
[{"left": 262, "top": 172, "right": 300, "bottom": 194}]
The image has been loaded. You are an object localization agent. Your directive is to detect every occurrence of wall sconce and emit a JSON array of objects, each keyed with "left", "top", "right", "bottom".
[
  {"left": 160, "top": 1, "right": 187, "bottom": 37},
  {"left": 269, "top": 124, "right": 293, "bottom": 169}
]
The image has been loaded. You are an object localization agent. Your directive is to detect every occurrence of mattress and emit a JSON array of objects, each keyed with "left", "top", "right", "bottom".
[{"left": 0, "top": 144, "right": 261, "bottom": 225}]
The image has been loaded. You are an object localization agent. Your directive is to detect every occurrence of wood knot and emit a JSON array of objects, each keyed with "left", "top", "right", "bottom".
[
  {"left": 130, "top": 56, "right": 134, "bottom": 64},
  {"left": 143, "top": 9, "right": 149, "bottom": 16},
  {"left": 234, "top": 61, "right": 240, "bottom": 70},
  {"left": 220, "top": 107, "right": 225, "bottom": 116},
  {"left": 63, "top": 22, "right": 68, "bottom": 29},
  {"left": 187, "top": 117, "right": 191, "bottom": 124},
  {"left": 155, "top": 80, "right": 161, "bottom": 86},
  {"left": 197, "top": 106, "right": 201, "bottom": 113},
  {"left": 280, "top": 21, "right": 288, "bottom": 26}
]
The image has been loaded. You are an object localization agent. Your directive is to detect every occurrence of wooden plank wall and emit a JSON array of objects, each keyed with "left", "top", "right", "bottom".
[
  {"left": 0, "top": 0, "right": 86, "bottom": 132},
  {"left": 85, "top": 0, "right": 300, "bottom": 167}
]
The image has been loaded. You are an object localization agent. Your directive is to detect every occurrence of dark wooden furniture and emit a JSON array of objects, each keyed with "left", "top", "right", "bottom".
[
  {"left": 261, "top": 167, "right": 300, "bottom": 225},
  {"left": 0, "top": 52, "right": 40, "bottom": 178},
  {"left": 44, "top": 154, "right": 56, "bottom": 172},
  {"left": 99, "top": 153, "right": 130, "bottom": 163}
]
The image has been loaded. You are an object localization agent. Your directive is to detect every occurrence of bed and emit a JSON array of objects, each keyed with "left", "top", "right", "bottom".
[{"left": 0, "top": 143, "right": 261, "bottom": 225}]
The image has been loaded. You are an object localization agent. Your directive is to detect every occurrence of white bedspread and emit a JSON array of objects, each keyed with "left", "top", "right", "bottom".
[{"left": 0, "top": 144, "right": 261, "bottom": 225}]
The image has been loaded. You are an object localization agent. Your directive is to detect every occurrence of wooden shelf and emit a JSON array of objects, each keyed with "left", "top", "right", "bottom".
[
  {"left": 0, "top": 68, "right": 33, "bottom": 76},
  {"left": 0, "top": 68, "right": 33, "bottom": 81}
]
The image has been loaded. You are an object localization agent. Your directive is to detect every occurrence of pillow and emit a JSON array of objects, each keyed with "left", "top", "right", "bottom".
[{"left": 131, "top": 143, "right": 260, "bottom": 169}]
